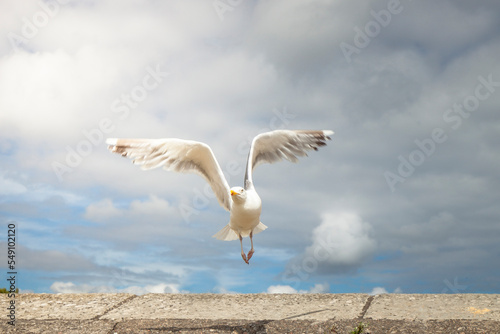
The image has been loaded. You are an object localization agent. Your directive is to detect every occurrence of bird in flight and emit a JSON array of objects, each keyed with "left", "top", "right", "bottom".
[{"left": 106, "top": 129, "right": 333, "bottom": 264}]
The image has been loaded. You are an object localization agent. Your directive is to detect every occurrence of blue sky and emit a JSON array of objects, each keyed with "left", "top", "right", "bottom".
[{"left": 1, "top": 0, "right": 500, "bottom": 294}]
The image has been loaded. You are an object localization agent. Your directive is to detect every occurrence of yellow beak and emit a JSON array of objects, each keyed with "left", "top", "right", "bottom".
[{"left": 230, "top": 190, "right": 237, "bottom": 196}]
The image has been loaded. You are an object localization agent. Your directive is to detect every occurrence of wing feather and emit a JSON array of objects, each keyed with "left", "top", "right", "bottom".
[
  {"left": 106, "top": 138, "right": 231, "bottom": 211},
  {"left": 244, "top": 130, "right": 333, "bottom": 188}
]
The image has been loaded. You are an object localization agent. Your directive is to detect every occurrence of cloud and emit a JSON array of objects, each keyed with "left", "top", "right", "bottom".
[
  {"left": 266, "top": 283, "right": 329, "bottom": 294},
  {"left": 369, "top": 286, "right": 388, "bottom": 295},
  {"left": 369, "top": 286, "right": 402, "bottom": 295},
  {"left": 74, "top": 195, "right": 188, "bottom": 250},
  {"left": 0, "top": 173, "right": 27, "bottom": 195},
  {"left": 0, "top": 49, "right": 114, "bottom": 140},
  {"left": 398, "top": 211, "right": 455, "bottom": 251},
  {"left": 249, "top": 0, "right": 364, "bottom": 74},
  {"left": 211, "top": 286, "right": 237, "bottom": 294},
  {"left": 308, "top": 283, "right": 330, "bottom": 293},
  {"left": 288, "top": 211, "right": 376, "bottom": 275},
  {"left": 380, "top": 0, "right": 499, "bottom": 61},
  {"left": 50, "top": 281, "right": 181, "bottom": 294},
  {"left": 84, "top": 195, "right": 178, "bottom": 223},
  {"left": 84, "top": 198, "right": 121, "bottom": 221},
  {"left": 266, "top": 285, "right": 298, "bottom": 294},
  {"left": 0, "top": 241, "right": 98, "bottom": 272},
  {"left": 276, "top": 212, "right": 377, "bottom": 292}
]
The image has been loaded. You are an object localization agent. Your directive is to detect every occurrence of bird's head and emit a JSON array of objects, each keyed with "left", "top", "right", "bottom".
[{"left": 230, "top": 186, "right": 246, "bottom": 203}]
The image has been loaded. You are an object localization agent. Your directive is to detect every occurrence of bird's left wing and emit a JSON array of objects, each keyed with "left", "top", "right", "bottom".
[
  {"left": 244, "top": 130, "right": 333, "bottom": 188},
  {"left": 106, "top": 138, "right": 232, "bottom": 211}
]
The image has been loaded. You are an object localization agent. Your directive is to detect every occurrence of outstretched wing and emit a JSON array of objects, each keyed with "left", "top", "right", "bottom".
[
  {"left": 106, "top": 138, "right": 231, "bottom": 211},
  {"left": 244, "top": 130, "right": 333, "bottom": 188}
]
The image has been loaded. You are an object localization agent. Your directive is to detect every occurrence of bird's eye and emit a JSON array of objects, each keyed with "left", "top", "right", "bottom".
[{"left": 240, "top": 189, "right": 244, "bottom": 193}]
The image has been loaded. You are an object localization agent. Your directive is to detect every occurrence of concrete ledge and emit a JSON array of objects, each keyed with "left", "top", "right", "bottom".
[
  {"left": 1, "top": 293, "right": 499, "bottom": 333},
  {"left": 102, "top": 293, "right": 368, "bottom": 320},
  {"left": 2, "top": 293, "right": 135, "bottom": 320},
  {"left": 366, "top": 294, "right": 500, "bottom": 320}
]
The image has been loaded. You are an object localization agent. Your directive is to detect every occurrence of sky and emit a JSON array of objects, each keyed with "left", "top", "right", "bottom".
[{"left": 0, "top": 0, "right": 499, "bottom": 295}]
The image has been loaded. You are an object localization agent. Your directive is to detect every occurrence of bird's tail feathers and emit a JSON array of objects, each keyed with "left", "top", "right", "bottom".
[
  {"left": 212, "top": 224, "right": 239, "bottom": 241},
  {"left": 253, "top": 221, "right": 268, "bottom": 235},
  {"left": 212, "top": 222, "right": 268, "bottom": 241}
]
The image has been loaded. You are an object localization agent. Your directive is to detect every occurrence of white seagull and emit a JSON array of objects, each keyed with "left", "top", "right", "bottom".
[{"left": 106, "top": 129, "right": 333, "bottom": 264}]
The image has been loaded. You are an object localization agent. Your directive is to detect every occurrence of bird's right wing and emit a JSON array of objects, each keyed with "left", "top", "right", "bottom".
[
  {"left": 106, "top": 138, "right": 231, "bottom": 211},
  {"left": 244, "top": 130, "right": 333, "bottom": 188}
]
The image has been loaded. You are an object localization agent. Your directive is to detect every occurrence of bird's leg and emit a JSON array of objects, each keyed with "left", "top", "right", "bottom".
[
  {"left": 247, "top": 231, "right": 255, "bottom": 262},
  {"left": 239, "top": 235, "right": 249, "bottom": 264}
]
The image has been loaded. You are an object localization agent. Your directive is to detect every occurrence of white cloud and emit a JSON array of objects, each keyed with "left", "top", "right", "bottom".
[
  {"left": 266, "top": 283, "right": 329, "bottom": 294},
  {"left": 72, "top": 194, "right": 193, "bottom": 251},
  {"left": 307, "top": 283, "right": 330, "bottom": 293},
  {"left": 26, "top": 185, "right": 85, "bottom": 205},
  {"left": 84, "top": 195, "right": 179, "bottom": 223},
  {"left": 129, "top": 194, "right": 178, "bottom": 217},
  {"left": 0, "top": 49, "right": 114, "bottom": 140},
  {"left": 266, "top": 284, "right": 298, "bottom": 294},
  {"left": 300, "top": 212, "right": 376, "bottom": 272},
  {"left": 369, "top": 287, "right": 388, "bottom": 295},
  {"left": 369, "top": 286, "right": 403, "bottom": 295},
  {"left": 124, "top": 283, "right": 181, "bottom": 294},
  {"left": 212, "top": 286, "right": 237, "bottom": 294},
  {"left": 50, "top": 282, "right": 79, "bottom": 293},
  {"left": 0, "top": 173, "right": 27, "bottom": 195},
  {"left": 50, "top": 281, "right": 181, "bottom": 294},
  {"left": 84, "top": 198, "right": 121, "bottom": 221}
]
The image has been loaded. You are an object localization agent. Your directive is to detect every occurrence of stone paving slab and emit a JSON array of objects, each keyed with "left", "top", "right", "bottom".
[
  {"left": 2, "top": 319, "right": 500, "bottom": 334},
  {"left": 110, "top": 318, "right": 500, "bottom": 334},
  {"left": 113, "top": 319, "right": 500, "bottom": 334},
  {"left": 1, "top": 320, "right": 116, "bottom": 334},
  {"left": 0, "top": 293, "right": 134, "bottom": 320},
  {"left": 366, "top": 294, "right": 500, "bottom": 320},
  {"left": 102, "top": 293, "right": 368, "bottom": 321}
]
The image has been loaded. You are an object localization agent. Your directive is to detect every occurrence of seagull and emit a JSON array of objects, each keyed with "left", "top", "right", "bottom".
[{"left": 106, "top": 129, "right": 333, "bottom": 264}]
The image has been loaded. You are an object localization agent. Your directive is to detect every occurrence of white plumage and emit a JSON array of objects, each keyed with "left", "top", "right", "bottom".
[{"left": 106, "top": 129, "right": 333, "bottom": 264}]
